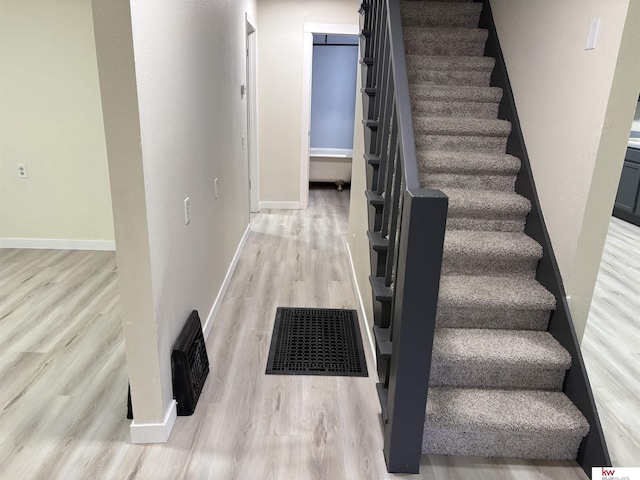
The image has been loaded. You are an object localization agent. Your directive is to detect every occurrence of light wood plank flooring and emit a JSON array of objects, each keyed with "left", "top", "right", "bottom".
[
  {"left": 582, "top": 216, "right": 640, "bottom": 468},
  {"left": 0, "top": 186, "right": 600, "bottom": 479}
]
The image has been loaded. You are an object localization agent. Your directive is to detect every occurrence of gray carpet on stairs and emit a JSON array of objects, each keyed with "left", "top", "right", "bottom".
[
  {"left": 430, "top": 328, "right": 571, "bottom": 390},
  {"left": 406, "top": 56, "right": 494, "bottom": 86},
  {"left": 422, "top": 387, "right": 590, "bottom": 460},
  {"left": 398, "top": 0, "right": 590, "bottom": 460}
]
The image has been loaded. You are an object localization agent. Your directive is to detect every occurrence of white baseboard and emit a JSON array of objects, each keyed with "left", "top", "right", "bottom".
[
  {"left": 202, "top": 223, "right": 251, "bottom": 339},
  {"left": 0, "top": 238, "right": 116, "bottom": 251},
  {"left": 346, "top": 241, "right": 376, "bottom": 365},
  {"left": 258, "top": 201, "right": 301, "bottom": 210},
  {"left": 129, "top": 399, "right": 177, "bottom": 444}
]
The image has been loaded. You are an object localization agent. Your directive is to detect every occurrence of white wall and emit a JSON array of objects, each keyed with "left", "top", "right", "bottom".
[
  {"left": 93, "top": 0, "right": 256, "bottom": 433},
  {"left": 490, "top": 0, "right": 640, "bottom": 341},
  {"left": 256, "top": 0, "right": 360, "bottom": 204},
  {"left": 0, "top": 0, "right": 114, "bottom": 248}
]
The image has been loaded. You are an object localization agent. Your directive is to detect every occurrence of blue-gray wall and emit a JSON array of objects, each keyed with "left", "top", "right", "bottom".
[{"left": 310, "top": 36, "right": 358, "bottom": 149}]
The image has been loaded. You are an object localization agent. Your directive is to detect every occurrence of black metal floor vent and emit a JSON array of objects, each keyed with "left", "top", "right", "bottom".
[{"left": 266, "top": 307, "right": 368, "bottom": 377}]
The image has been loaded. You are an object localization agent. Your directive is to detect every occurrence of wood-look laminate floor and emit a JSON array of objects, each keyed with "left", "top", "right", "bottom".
[
  {"left": 0, "top": 186, "right": 594, "bottom": 479},
  {"left": 582, "top": 216, "right": 640, "bottom": 468}
]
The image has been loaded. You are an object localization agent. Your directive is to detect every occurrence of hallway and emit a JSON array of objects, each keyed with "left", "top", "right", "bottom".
[{"left": 1, "top": 187, "right": 592, "bottom": 479}]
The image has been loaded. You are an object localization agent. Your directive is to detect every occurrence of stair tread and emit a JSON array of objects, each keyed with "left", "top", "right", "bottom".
[
  {"left": 410, "top": 84, "right": 502, "bottom": 103},
  {"left": 414, "top": 117, "right": 511, "bottom": 137},
  {"left": 401, "top": 1, "right": 480, "bottom": 9},
  {"left": 443, "top": 188, "right": 531, "bottom": 215},
  {"left": 406, "top": 55, "right": 495, "bottom": 72},
  {"left": 365, "top": 190, "right": 384, "bottom": 206},
  {"left": 432, "top": 328, "right": 571, "bottom": 369},
  {"left": 400, "top": 1, "right": 481, "bottom": 7},
  {"left": 374, "top": 326, "right": 392, "bottom": 358},
  {"left": 425, "top": 387, "right": 589, "bottom": 435},
  {"left": 438, "top": 274, "right": 556, "bottom": 310},
  {"left": 407, "top": 0, "right": 475, "bottom": 2},
  {"left": 364, "top": 152, "right": 381, "bottom": 166},
  {"left": 370, "top": 275, "right": 392, "bottom": 302},
  {"left": 444, "top": 230, "right": 542, "bottom": 259},
  {"left": 404, "top": 26, "right": 488, "bottom": 42},
  {"left": 418, "top": 151, "right": 520, "bottom": 174},
  {"left": 367, "top": 230, "right": 388, "bottom": 250}
]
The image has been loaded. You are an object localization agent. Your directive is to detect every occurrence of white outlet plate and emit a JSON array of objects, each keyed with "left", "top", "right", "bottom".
[
  {"left": 17, "top": 163, "right": 28, "bottom": 178},
  {"left": 184, "top": 197, "right": 190, "bottom": 225},
  {"left": 214, "top": 178, "right": 219, "bottom": 199}
]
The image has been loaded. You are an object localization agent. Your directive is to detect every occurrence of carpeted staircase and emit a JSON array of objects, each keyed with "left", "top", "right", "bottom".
[{"left": 400, "top": 0, "right": 590, "bottom": 460}]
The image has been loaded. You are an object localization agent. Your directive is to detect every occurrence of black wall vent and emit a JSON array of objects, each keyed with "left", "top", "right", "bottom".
[{"left": 172, "top": 310, "right": 209, "bottom": 416}]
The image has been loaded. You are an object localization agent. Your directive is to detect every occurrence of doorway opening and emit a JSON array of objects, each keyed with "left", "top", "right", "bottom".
[
  {"left": 309, "top": 34, "right": 358, "bottom": 193},
  {"left": 300, "top": 23, "right": 359, "bottom": 209}
]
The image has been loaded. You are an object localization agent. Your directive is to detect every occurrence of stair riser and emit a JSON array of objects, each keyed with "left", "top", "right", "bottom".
[
  {"left": 412, "top": 100, "right": 499, "bottom": 119},
  {"left": 408, "top": 70, "right": 491, "bottom": 87},
  {"left": 422, "top": 428, "right": 584, "bottom": 460},
  {"left": 436, "top": 307, "right": 550, "bottom": 330},
  {"left": 441, "top": 256, "right": 538, "bottom": 277},
  {"left": 429, "top": 365, "right": 565, "bottom": 390},
  {"left": 363, "top": 125, "right": 378, "bottom": 155},
  {"left": 422, "top": 173, "right": 515, "bottom": 192},
  {"left": 373, "top": 299, "right": 392, "bottom": 329},
  {"left": 370, "top": 248, "right": 387, "bottom": 278},
  {"left": 404, "top": 40, "right": 486, "bottom": 57},
  {"left": 416, "top": 135, "right": 508, "bottom": 154}
]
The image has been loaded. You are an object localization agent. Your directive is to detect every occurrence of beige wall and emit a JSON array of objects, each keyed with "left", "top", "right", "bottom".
[
  {"left": 0, "top": 0, "right": 114, "bottom": 246},
  {"left": 93, "top": 0, "right": 257, "bottom": 428},
  {"left": 491, "top": 0, "right": 640, "bottom": 341},
  {"left": 256, "top": 0, "right": 360, "bottom": 204}
]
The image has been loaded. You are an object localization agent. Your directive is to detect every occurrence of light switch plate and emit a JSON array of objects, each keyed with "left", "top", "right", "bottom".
[
  {"left": 586, "top": 18, "right": 600, "bottom": 50},
  {"left": 184, "top": 197, "right": 190, "bottom": 225}
]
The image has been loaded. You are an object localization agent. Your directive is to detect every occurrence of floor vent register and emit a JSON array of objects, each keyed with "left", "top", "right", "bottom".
[{"left": 266, "top": 307, "right": 368, "bottom": 377}]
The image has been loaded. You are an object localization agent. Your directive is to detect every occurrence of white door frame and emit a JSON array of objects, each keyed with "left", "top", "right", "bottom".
[
  {"left": 300, "top": 23, "right": 359, "bottom": 209},
  {"left": 246, "top": 13, "right": 259, "bottom": 212}
]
